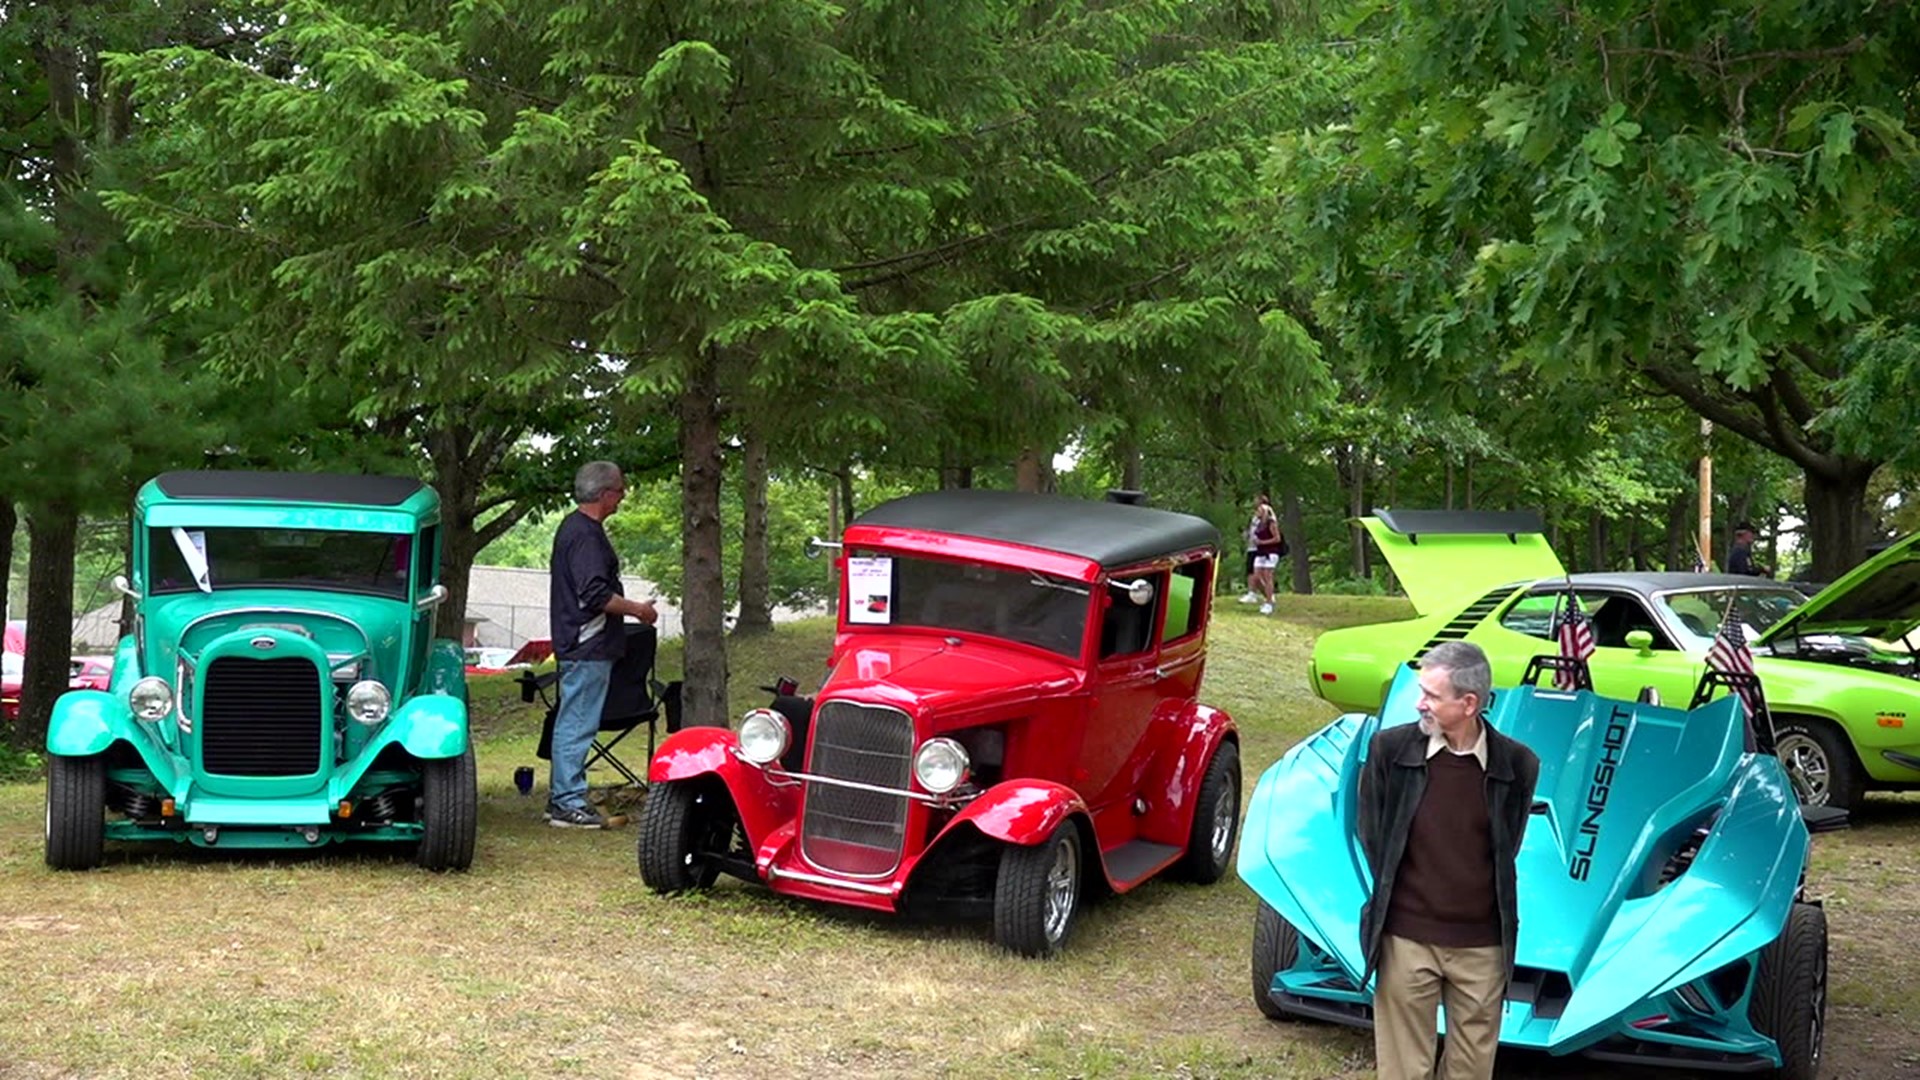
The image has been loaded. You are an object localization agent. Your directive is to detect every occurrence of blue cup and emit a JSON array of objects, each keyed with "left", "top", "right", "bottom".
[{"left": 514, "top": 766, "right": 534, "bottom": 796}]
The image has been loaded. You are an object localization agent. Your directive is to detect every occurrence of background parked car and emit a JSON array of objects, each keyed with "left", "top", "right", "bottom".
[
  {"left": 1311, "top": 509, "right": 1920, "bottom": 809},
  {"left": 67, "top": 656, "right": 112, "bottom": 693}
]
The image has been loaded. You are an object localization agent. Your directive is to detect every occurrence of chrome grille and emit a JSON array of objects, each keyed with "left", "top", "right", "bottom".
[
  {"left": 800, "top": 701, "right": 914, "bottom": 876},
  {"left": 199, "top": 656, "right": 325, "bottom": 777}
]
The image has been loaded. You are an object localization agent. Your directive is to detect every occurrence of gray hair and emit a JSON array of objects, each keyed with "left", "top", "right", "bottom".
[
  {"left": 1421, "top": 641, "right": 1492, "bottom": 711},
  {"left": 573, "top": 461, "right": 624, "bottom": 504}
]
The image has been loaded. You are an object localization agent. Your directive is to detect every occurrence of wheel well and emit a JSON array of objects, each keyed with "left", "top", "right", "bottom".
[{"left": 1770, "top": 712, "right": 1863, "bottom": 767}]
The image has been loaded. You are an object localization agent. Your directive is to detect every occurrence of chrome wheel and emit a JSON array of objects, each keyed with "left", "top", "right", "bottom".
[
  {"left": 1208, "top": 785, "right": 1236, "bottom": 863},
  {"left": 1776, "top": 733, "right": 1830, "bottom": 805},
  {"left": 1043, "top": 836, "right": 1080, "bottom": 944}
]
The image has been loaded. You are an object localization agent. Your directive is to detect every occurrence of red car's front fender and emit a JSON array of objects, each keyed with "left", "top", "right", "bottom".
[
  {"left": 1137, "top": 701, "right": 1237, "bottom": 847},
  {"left": 648, "top": 727, "right": 799, "bottom": 847},
  {"left": 944, "top": 779, "right": 1089, "bottom": 847}
]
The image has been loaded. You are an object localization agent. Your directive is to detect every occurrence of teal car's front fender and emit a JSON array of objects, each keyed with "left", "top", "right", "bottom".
[
  {"left": 47, "top": 689, "right": 190, "bottom": 793},
  {"left": 368, "top": 693, "right": 468, "bottom": 760}
]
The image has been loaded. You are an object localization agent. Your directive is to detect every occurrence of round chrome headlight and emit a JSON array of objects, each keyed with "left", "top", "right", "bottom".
[
  {"left": 345, "top": 680, "right": 392, "bottom": 725},
  {"left": 129, "top": 676, "right": 174, "bottom": 722},
  {"left": 737, "top": 708, "right": 791, "bottom": 766},
  {"left": 912, "top": 737, "right": 970, "bottom": 794}
]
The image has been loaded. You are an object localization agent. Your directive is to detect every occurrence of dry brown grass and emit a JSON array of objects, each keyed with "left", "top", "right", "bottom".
[{"left": 0, "top": 595, "right": 1914, "bottom": 1078}]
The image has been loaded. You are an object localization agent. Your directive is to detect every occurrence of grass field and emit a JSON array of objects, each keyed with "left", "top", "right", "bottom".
[{"left": 1, "top": 596, "right": 1915, "bottom": 1078}]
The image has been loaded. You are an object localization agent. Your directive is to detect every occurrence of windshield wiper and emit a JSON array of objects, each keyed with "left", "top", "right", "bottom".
[
  {"left": 170, "top": 527, "right": 213, "bottom": 594},
  {"left": 1028, "top": 574, "right": 1089, "bottom": 596}
]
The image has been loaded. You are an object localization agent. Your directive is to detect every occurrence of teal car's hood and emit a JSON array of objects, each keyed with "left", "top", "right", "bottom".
[
  {"left": 142, "top": 589, "right": 412, "bottom": 687},
  {"left": 1759, "top": 528, "right": 1920, "bottom": 646}
]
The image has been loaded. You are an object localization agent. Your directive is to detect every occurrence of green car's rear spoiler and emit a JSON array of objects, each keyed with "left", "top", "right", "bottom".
[{"left": 1363, "top": 509, "right": 1567, "bottom": 617}]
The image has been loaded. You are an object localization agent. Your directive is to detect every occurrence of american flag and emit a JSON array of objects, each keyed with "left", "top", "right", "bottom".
[
  {"left": 1707, "top": 616, "right": 1764, "bottom": 720},
  {"left": 1555, "top": 591, "right": 1596, "bottom": 690}
]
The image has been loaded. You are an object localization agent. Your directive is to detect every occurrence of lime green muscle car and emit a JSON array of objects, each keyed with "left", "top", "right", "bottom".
[{"left": 1310, "top": 510, "right": 1920, "bottom": 810}]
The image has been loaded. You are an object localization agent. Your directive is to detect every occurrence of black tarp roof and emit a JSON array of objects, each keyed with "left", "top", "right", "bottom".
[{"left": 851, "top": 490, "right": 1219, "bottom": 569}]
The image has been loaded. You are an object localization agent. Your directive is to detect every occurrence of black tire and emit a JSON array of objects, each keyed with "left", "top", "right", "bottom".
[
  {"left": 45, "top": 753, "right": 106, "bottom": 871},
  {"left": 637, "top": 779, "right": 736, "bottom": 893},
  {"left": 1176, "top": 741, "right": 1241, "bottom": 883},
  {"left": 1749, "top": 901, "right": 1826, "bottom": 1080},
  {"left": 1773, "top": 718, "right": 1862, "bottom": 810},
  {"left": 1251, "top": 899, "right": 1301, "bottom": 1021},
  {"left": 416, "top": 746, "right": 477, "bottom": 872},
  {"left": 994, "top": 822, "right": 1083, "bottom": 958}
]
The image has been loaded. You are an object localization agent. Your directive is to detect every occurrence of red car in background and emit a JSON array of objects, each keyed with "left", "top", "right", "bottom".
[
  {"left": 68, "top": 656, "right": 113, "bottom": 692},
  {"left": 2, "top": 619, "right": 23, "bottom": 720}
]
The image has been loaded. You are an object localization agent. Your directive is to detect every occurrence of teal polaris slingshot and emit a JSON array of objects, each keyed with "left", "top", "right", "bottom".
[{"left": 1242, "top": 657, "right": 1836, "bottom": 1078}]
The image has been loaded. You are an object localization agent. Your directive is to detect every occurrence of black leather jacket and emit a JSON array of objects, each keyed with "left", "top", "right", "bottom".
[{"left": 1357, "top": 720, "right": 1540, "bottom": 988}]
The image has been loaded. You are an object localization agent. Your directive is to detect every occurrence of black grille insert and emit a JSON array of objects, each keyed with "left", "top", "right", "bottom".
[
  {"left": 801, "top": 701, "right": 913, "bottom": 876},
  {"left": 199, "top": 656, "right": 325, "bottom": 777}
]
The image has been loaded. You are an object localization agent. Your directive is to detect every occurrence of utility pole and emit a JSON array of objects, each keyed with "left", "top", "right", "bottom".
[{"left": 1697, "top": 418, "right": 1713, "bottom": 571}]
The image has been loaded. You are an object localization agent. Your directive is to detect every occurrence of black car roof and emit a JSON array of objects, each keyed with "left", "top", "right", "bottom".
[
  {"left": 851, "top": 490, "right": 1220, "bottom": 569},
  {"left": 1518, "top": 572, "right": 1804, "bottom": 600},
  {"left": 154, "top": 471, "right": 427, "bottom": 507}
]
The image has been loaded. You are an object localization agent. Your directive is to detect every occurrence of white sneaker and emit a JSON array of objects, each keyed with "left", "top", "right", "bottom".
[
  {"left": 1238, "top": 591, "right": 1259, "bottom": 604},
  {"left": 1259, "top": 602, "right": 1274, "bottom": 615}
]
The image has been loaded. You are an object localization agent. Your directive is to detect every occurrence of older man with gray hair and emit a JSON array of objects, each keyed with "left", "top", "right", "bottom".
[
  {"left": 1356, "top": 640, "right": 1539, "bottom": 1080},
  {"left": 546, "top": 461, "right": 657, "bottom": 828}
]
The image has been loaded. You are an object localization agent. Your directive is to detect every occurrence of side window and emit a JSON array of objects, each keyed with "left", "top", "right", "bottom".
[
  {"left": 415, "top": 525, "right": 440, "bottom": 585},
  {"left": 1501, "top": 590, "right": 1679, "bottom": 651},
  {"left": 1100, "top": 570, "right": 1168, "bottom": 659},
  {"left": 1499, "top": 594, "right": 1562, "bottom": 640},
  {"left": 1160, "top": 559, "right": 1210, "bottom": 644},
  {"left": 1588, "top": 595, "right": 1677, "bottom": 650}
]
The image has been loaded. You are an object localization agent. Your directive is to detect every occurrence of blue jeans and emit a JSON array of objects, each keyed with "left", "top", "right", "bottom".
[{"left": 549, "top": 659, "right": 612, "bottom": 811}]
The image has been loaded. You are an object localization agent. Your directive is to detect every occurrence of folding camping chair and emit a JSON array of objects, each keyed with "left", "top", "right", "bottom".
[{"left": 519, "top": 623, "right": 682, "bottom": 789}]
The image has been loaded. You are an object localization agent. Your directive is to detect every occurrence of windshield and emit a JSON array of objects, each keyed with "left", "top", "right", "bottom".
[
  {"left": 1657, "top": 586, "right": 1807, "bottom": 647},
  {"left": 846, "top": 550, "right": 1088, "bottom": 657},
  {"left": 148, "top": 527, "right": 413, "bottom": 599}
]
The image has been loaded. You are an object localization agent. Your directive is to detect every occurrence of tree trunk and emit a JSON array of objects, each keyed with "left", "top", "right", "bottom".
[
  {"left": 1588, "top": 513, "right": 1607, "bottom": 574},
  {"left": 1802, "top": 461, "right": 1877, "bottom": 582},
  {"left": 1014, "top": 446, "right": 1045, "bottom": 493},
  {"left": 734, "top": 430, "right": 772, "bottom": 635},
  {"left": 938, "top": 458, "right": 973, "bottom": 490},
  {"left": 1343, "top": 445, "right": 1369, "bottom": 579},
  {"left": 1283, "top": 489, "right": 1311, "bottom": 595},
  {"left": 1118, "top": 439, "right": 1143, "bottom": 493},
  {"left": 0, "top": 498, "right": 15, "bottom": 627},
  {"left": 16, "top": 503, "right": 76, "bottom": 750},
  {"left": 679, "top": 348, "right": 729, "bottom": 727},
  {"left": 1665, "top": 494, "right": 1689, "bottom": 570}
]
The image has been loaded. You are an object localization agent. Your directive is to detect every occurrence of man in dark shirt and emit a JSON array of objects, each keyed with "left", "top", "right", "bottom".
[
  {"left": 546, "top": 461, "right": 657, "bottom": 828},
  {"left": 1358, "top": 641, "right": 1540, "bottom": 1080},
  {"left": 1728, "top": 522, "right": 1768, "bottom": 577}
]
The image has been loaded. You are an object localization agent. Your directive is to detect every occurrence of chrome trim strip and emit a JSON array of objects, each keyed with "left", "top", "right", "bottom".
[
  {"left": 732, "top": 749, "right": 975, "bottom": 808},
  {"left": 767, "top": 865, "right": 895, "bottom": 895}
]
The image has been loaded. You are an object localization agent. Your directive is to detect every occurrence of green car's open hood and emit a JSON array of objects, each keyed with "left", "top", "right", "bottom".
[
  {"left": 1759, "top": 529, "right": 1920, "bottom": 646},
  {"left": 1360, "top": 510, "right": 1566, "bottom": 617}
]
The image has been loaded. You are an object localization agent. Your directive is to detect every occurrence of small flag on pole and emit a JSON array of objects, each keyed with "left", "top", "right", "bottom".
[
  {"left": 1554, "top": 590, "right": 1596, "bottom": 691},
  {"left": 1706, "top": 614, "right": 1764, "bottom": 720}
]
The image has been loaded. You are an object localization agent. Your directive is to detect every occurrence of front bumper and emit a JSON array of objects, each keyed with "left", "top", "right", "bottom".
[{"left": 1261, "top": 979, "right": 1781, "bottom": 1073}]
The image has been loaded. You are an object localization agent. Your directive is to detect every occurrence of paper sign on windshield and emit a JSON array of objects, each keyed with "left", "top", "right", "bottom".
[{"left": 847, "top": 556, "right": 893, "bottom": 624}]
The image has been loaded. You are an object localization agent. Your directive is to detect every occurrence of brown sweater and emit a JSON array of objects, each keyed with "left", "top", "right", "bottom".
[{"left": 1384, "top": 749, "right": 1502, "bottom": 948}]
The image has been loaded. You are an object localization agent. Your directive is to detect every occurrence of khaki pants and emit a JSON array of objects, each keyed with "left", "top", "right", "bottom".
[{"left": 1373, "top": 934, "right": 1506, "bottom": 1080}]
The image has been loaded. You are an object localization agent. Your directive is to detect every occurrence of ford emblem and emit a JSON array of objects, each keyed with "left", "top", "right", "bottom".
[{"left": 250, "top": 636, "right": 275, "bottom": 650}]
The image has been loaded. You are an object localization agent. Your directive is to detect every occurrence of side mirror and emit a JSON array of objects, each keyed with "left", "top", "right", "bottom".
[
  {"left": 415, "top": 584, "right": 449, "bottom": 612},
  {"left": 804, "top": 536, "right": 843, "bottom": 561},
  {"left": 1624, "top": 629, "right": 1654, "bottom": 656},
  {"left": 112, "top": 574, "right": 141, "bottom": 602},
  {"left": 1113, "top": 579, "right": 1155, "bottom": 606}
]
